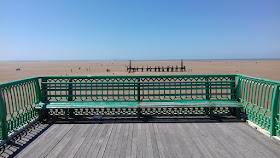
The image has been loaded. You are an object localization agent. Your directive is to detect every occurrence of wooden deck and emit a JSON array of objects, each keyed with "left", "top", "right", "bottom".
[{"left": 1, "top": 119, "right": 280, "bottom": 158}]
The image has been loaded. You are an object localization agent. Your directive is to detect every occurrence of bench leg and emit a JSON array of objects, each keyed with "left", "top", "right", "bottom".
[
  {"left": 69, "top": 109, "right": 74, "bottom": 118},
  {"left": 38, "top": 110, "right": 43, "bottom": 120},
  {"left": 229, "top": 108, "right": 236, "bottom": 116},
  {"left": 64, "top": 109, "right": 68, "bottom": 120},
  {"left": 137, "top": 108, "right": 141, "bottom": 120},
  {"left": 236, "top": 108, "right": 241, "bottom": 119},
  {"left": 210, "top": 108, "right": 214, "bottom": 120},
  {"left": 38, "top": 109, "right": 48, "bottom": 121},
  {"left": 204, "top": 107, "right": 209, "bottom": 115}
]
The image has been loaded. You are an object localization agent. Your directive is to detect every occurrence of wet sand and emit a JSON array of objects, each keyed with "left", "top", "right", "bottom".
[{"left": 0, "top": 60, "right": 279, "bottom": 83}]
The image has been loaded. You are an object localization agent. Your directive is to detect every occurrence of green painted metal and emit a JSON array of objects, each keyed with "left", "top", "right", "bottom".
[
  {"left": 35, "top": 101, "right": 139, "bottom": 109},
  {"left": 0, "top": 91, "right": 8, "bottom": 140},
  {"left": 0, "top": 77, "right": 40, "bottom": 143},
  {"left": 270, "top": 86, "right": 279, "bottom": 137},
  {"left": 38, "top": 74, "right": 238, "bottom": 120},
  {"left": 1, "top": 74, "right": 280, "bottom": 143},
  {"left": 40, "top": 75, "right": 237, "bottom": 102},
  {"left": 35, "top": 100, "right": 241, "bottom": 109},
  {"left": 276, "top": 86, "right": 280, "bottom": 137},
  {"left": 237, "top": 75, "right": 280, "bottom": 137}
]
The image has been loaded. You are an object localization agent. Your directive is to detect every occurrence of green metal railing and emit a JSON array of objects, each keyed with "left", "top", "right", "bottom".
[
  {"left": 0, "top": 74, "right": 279, "bottom": 144},
  {"left": 40, "top": 74, "right": 236, "bottom": 102},
  {"left": 0, "top": 77, "right": 40, "bottom": 143},
  {"left": 237, "top": 75, "right": 280, "bottom": 137},
  {"left": 276, "top": 86, "right": 280, "bottom": 137}
]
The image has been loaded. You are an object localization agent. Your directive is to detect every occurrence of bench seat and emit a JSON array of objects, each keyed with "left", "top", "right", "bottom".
[
  {"left": 35, "top": 100, "right": 242, "bottom": 109},
  {"left": 35, "top": 101, "right": 242, "bottom": 120},
  {"left": 35, "top": 101, "right": 139, "bottom": 109},
  {"left": 139, "top": 100, "right": 241, "bottom": 108}
]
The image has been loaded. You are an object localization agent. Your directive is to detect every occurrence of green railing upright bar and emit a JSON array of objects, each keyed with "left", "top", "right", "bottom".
[{"left": 270, "top": 85, "right": 279, "bottom": 136}]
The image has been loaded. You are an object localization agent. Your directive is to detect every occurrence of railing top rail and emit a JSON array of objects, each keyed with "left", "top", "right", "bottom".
[
  {"left": 0, "top": 75, "right": 278, "bottom": 86},
  {"left": 39, "top": 74, "right": 237, "bottom": 79},
  {"left": 237, "top": 74, "right": 280, "bottom": 85},
  {"left": 0, "top": 77, "right": 39, "bottom": 88}
]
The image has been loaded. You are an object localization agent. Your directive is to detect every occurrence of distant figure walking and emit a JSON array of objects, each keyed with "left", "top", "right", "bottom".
[{"left": 107, "top": 69, "right": 110, "bottom": 72}]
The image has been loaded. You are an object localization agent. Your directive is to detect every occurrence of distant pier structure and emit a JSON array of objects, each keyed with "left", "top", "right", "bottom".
[{"left": 127, "top": 59, "right": 186, "bottom": 72}]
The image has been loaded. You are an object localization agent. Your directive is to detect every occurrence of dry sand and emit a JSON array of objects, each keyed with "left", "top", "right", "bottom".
[{"left": 0, "top": 60, "right": 279, "bottom": 83}]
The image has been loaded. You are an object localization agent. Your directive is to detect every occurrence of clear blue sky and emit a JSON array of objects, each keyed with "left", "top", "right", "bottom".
[{"left": 1, "top": 0, "right": 280, "bottom": 61}]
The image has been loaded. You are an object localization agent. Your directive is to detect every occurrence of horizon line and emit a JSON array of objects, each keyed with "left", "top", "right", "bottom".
[{"left": 1, "top": 58, "right": 280, "bottom": 62}]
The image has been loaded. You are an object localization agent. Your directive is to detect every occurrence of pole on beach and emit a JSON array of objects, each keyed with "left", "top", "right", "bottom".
[{"left": 181, "top": 59, "right": 183, "bottom": 71}]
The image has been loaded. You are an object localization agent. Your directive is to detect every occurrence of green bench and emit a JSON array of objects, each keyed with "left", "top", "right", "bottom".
[{"left": 35, "top": 75, "right": 242, "bottom": 120}]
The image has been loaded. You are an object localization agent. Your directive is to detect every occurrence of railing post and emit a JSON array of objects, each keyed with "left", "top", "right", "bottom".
[
  {"left": 205, "top": 77, "right": 210, "bottom": 100},
  {"left": 205, "top": 77, "right": 212, "bottom": 118},
  {"left": 231, "top": 75, "right": 240, "bottom": 118},
  {"left": 0, "top": 90, "right": 8, "bottom": 140},
  {"left": 68, "top": 78, "right": 73, "bottom": 118},
  {"left": 270, "top": 85, "right": 279, "bottom": 137},
  {"left": 35, "top": 77, "right": 41, "bottom": 103},
  {"left": 68, "top": 78, "right": 73, "bottom": 101},
  {"left": 137, "top": 78, "right": 141, "bottom": 119},
  {"left": 137, "top": 78, "right": 141, "bottom": 102},
  {"left": 39, "top": 78, "right": 48, "bottom": 120},
  {"left": 236, "top": 75, "right": 241, "bottom": 102},
  {"left": 41, "top": 78, "right": 48, "bottom": 102},
  {"left": 230, "top": 76, "right": 236, "bottom": 100}
]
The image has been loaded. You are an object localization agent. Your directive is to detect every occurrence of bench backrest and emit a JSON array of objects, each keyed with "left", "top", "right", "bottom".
[{"left": 40, "top": 75, "right": 237, "bottom": 102}]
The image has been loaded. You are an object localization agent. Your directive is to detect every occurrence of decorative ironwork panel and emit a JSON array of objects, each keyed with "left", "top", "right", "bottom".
[
  {"left": 238, "top": 75, "right": 277, "bottom": 131},
  {"left": 41, "top": 76, "right": 138, "bottom": 101},
  {"left": 140, "top": 75, "right": 236, "bottom": 101},
  {"left": 141, "top": 107, "right": 206, "bottom": 115},
  {"left": 0, "top": 77, "right": 40, "bottom": 139},
  {"left": 41, "top": 75, "right": 236, "bottom": 102},
  {"left": 48, "top": 108, "right": 138, "bottom": 116}
]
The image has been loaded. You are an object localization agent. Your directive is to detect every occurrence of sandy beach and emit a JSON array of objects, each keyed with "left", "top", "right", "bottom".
[{"left": 0, "top": 60, "right": 279, "bottom": 83}]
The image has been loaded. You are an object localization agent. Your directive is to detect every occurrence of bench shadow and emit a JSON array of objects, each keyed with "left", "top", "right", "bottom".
[
  {"left": 0, "top": 122, "right": 52, "bottom": 158},
  {"left": 45, "top": 114, "right": 246, "bottom": 124}
]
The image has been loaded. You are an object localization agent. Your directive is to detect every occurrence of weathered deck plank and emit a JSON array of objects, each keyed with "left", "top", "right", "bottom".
[
  {"left": 7, "top": 120, "right": 280, "bottom": 158},
  {"left": 60, "top": 124, "right": 91, "bottom": 158},
  {"left": 73, "top": 124, "right": 99, "bottom": 158}
]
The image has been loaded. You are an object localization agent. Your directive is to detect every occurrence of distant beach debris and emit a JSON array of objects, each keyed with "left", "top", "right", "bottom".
[
  {"left": 126, "top": 59, "right": 186, "bottom": 73},
  {"left": 16, "top": 68, "right": 21, "bottom": 71}
]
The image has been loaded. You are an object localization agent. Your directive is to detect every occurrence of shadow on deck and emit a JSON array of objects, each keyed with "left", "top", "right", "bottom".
[{"left": 1, "top": 117, "right": 280, "bottom": 158}]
